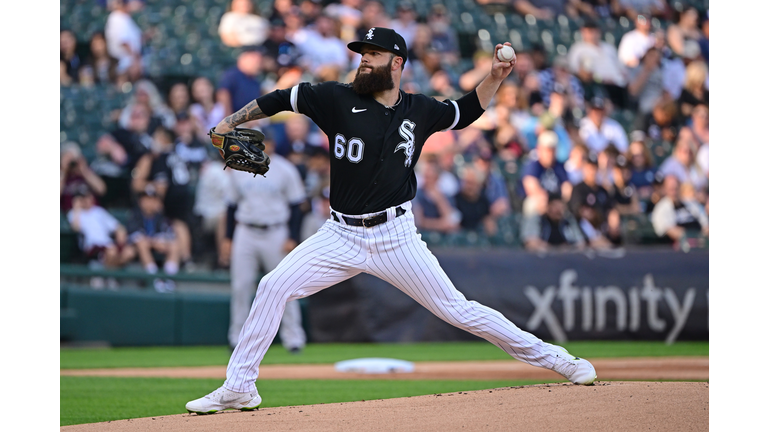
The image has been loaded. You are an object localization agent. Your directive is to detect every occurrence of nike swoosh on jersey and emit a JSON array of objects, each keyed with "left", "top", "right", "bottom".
[{"left": 351, "top": 107, "right": 367, "bottom": 113}]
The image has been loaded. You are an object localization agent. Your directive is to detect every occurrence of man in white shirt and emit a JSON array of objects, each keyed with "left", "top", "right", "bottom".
[
  {"left": 105, "top": 0, "right": 143, "bottom": 75},
  {"left": 568, "top": 20, "right": 627, "bottom": 88},
  {"left": 617, "top": 14, "right": 656, "bottom": 68},
  {"left": 292, "top": 14, "right": 349, "bottom": 75},
  {"left": 578, "top": 97, "right": 629, "bottom": 153}
]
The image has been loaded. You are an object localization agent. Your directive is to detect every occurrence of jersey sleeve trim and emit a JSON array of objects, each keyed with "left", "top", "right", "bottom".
[
  {"left": 442, "top": 100, "right": 460, "bottom": 131},
  {"left": 290, "top": 84, "right": 300, "bottom": 114}
]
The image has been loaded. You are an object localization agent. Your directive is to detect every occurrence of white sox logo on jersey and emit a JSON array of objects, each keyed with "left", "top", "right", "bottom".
[
  {"left": 366, "top": 28, "right": 375, "bottom": 40},
  {"left": 396, "top": 119, "right": 415, "bottom": 168}
]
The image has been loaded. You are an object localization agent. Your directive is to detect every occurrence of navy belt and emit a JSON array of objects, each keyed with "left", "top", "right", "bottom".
[{"left": 331, "top": 206, "right": 405, "bottom": 228}]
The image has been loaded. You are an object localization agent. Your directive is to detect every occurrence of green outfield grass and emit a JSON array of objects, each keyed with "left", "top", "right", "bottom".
[
  {"left": 60, "top": 341, "right": 708, "bottom": 369},
  {"left": 60, "top": 341, "right": 709, "bottom": 426}
]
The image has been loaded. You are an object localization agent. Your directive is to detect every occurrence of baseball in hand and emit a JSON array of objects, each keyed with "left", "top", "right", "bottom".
[{"left": 497, "top": 45, "right": 516, "bottom": 63}]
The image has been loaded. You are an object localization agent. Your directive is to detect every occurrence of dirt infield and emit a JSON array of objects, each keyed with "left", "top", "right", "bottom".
[
  {"left": 61, "top": 357, "right": 708, "bottom": 431},
  {"left": 61, "top": 381, "right": 708, "bottom": 432}
]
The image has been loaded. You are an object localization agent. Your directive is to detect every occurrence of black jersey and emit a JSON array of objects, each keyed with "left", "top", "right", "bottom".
[{"left": 258, "top": 81, "right": 478, "bottom": 215}]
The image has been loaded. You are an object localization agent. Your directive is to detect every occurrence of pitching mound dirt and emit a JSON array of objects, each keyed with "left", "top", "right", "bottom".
[{"left": 61, "top": 381, "right": 708, "bottom": 432}]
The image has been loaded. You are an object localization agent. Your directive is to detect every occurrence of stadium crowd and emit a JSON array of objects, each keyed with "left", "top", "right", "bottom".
[{"left": 61, "top": 0, "right": 710, "bottom": 287}]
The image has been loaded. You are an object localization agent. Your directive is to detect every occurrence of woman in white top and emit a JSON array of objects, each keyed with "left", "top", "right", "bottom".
[
  {"left": 189, "top": 76, "right": 226, "bottom": 142},
  {"left": 219, "top": 0, "right": 270, "bottom": 47}
]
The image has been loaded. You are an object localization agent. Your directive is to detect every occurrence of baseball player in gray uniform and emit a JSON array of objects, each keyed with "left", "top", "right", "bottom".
[
  {"left": 187, "top": 28, "right": 597, "bottom": 415},
  {"left": 224, "top": 139, "right": 307, "bottom": 353}
]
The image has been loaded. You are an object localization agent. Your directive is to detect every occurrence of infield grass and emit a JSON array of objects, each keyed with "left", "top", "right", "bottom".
[
  {"left": 60, "top": 340, "right": 708, "bottom": 369},
  {"left": 60, "top": 377, "right": 547, "bottom": 426}
]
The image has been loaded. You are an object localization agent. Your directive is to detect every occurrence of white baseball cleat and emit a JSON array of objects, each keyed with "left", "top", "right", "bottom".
[
  {"left": 550, "top": 346, "right": 597, "bottom": 385},
  {"left": 186, "top": 386, "right": 262, "bottom": 415}
]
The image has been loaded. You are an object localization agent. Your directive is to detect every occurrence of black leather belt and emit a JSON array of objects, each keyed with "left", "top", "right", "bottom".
[
  {"left": 242, "top": 222, "right": 285, "bottom": 230},
  {"left": 331, "top": 206, "right": 406, "bottom": 228}
]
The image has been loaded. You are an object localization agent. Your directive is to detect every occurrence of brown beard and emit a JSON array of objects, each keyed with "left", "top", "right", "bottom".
[{"left": 352, "top": 58, "right": 395, "bottom": 95}]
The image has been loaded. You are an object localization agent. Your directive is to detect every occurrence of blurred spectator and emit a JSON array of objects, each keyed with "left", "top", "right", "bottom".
[
  {"left": 277, "top": 114, "right": 313, "bottom": 160},
  {"left": 299, "top": 0, "right": 324, "bottom": 26},
  {"left": 482, "top": 80, "right": 528, "bottom": 161},
  {"left": 217, "top": 46, "right": 264, "bottom": 116},
  {"left": 625, "top": 131, "right": 656, "bottom": 211},
  {"left": 105, "top": 0, "right": 143, "bottom": 81},
  {"left": 131, "top": 125, "right": 195, "bottom": 269},
  {"left": 578, "top": 96, "right": 629, "bottom": 153},
  {"left": 564, "top": 142, "right": 589, "bottom": 186},
  {"left": 454, "top": 165, "right": 498, "bottom": 236},
  {"left": 613, "top": 0, "right": 666, "bottom": 21},
  {"left": 173, "top": 112, "right": 209, "bottom": 178},
  {"left": 119, "top": 79, "right": 177, "bottom": 132},
  {"left": 567, "top": 20, "right": 628, "bottom": 109},
  {"left": 189, "top": 76, "right": 226, "bottom": 140},
  {"left": 426, "top": 5, "right": 460, "bottom": 67},
  {"left": 324, "top": 0, "right": 363, "bottom": 42},
  {"left": 390, "top": 1, "right": 419, "bottom": 48},
  {"left": 428, "top": 70, "right": 462, "bottom": 100},
  {"left": 698, "top": 12, "right": 709, "bottom": 64},
  {"left": 520, "top": 108, "right": 570, "bottom": 164},
  {"left": 356, "top": 1, "right": 391, "bottom": 42},
  {"left": 688, "top": 104, "right": 708, "bottom": 149},
  {"left": 677, "top": 61, "right": 708, "bottom": 120},
  {"left": 67, "top": 186, "right": 133, "bottom": 286},
  {"left": 167, "top": 82, "right": 191, "bottom": 118},
  {"left": 518, "top": 131, "right": 572, "bottom": 217},
  {"left": 193, "top": 158, "right": 232, "bottom": 269},
  {"left": 651, "top": 175, "right": 708, "bottom": 243},
  {"left": 627, "top": 46, "right": 664, "bottom": 115},
  {"left": 596, "top": 144, "right": 634, "bottom": 213},
  {"left": 538, "top": 55, "right": 585, "bottom": 112},
  {"left": 61, "top": 142, "right": 107, "bottom": 213},
  {"left": 633, "top": 95, "right": 681, "bottom": 145},
  {"left": 261, "top": 18, "right": 302, "bottom": 77},
  {"left": 474, "top": 156, "right": 512, "bottom": 221},
  {"left": 414, "top": 160, "right": 461, "bottom": 234},
  {"left": 582, "top": 0, "right": 614, "bottom": 20},
  {"left": 568, "top": 153, "right": 621, "bottom": 247},
  {"left": 301, "top": 184, "right": 332, "bottom": 241},
  {"left": 510, "top": 0, "right": 577, "bottom": 20},
  {"left": 657, "top": 128, "right": 707, "bottom": 192},
  {"left": 218, "top": 0, "right": 270, "bottom": 48},
  {"left": 521, "top": 194, "right": 585, "bottom": 253},
  {"left": 618, "top": 14, "right": 655, "bottom": 68},
  {"left": 270, "top": 0, "right": 295, "bottom": 21},
  {"left": 507, "top": 50, "right": 536, "bottom": 88},
  {"left": 303, "top": 145, "right": 332, "bottom": 202},
  {"left": 61, "top": 60, "right": 74, "bottom": 87},
  {"left": 666, "top": 6, "right": 702, "bottom": 58},
  {"left": 60, "top": 29, "right": 82, "bottom": 82},
  {"left": 294, "top": 14, "right": 349, "bottom": 77},
  {"left": 460, "top": 50, "right": 495, "bottom": 93},
  {"left": 407, "top": 47, "right": 446, "bottom": 95},
  {"left": 93, "top": 103, "right": 153, "bottom": 197},
  {"left": 126, "top": 185, "right": 180, "bottom": 292},
  {"left": 84, "top": 31, "right": 121, "bottom": 86}
]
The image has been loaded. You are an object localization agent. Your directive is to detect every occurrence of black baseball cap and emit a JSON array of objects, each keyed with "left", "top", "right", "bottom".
[{"left": 348, "top": 27, "right": 408, "bottom": 65}]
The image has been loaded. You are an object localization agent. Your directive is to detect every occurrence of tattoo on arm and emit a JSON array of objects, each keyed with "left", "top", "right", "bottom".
[{"left": 225, "top": 100, "right": 266, "bottom": 127}]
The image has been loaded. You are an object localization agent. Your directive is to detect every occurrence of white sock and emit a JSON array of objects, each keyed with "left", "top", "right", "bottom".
[{"left": 145, "top": 263, "right": 158, "bottom": 274}]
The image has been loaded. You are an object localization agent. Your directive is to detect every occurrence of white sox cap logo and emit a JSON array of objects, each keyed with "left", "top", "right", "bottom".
[{"left": 366, "top": 28, "right": 375, "bottom": 40}]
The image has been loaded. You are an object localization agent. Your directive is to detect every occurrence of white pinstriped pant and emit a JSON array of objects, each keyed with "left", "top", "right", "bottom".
[{"left": 224, "top": 201, "right": 561, "bottom": 393}]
